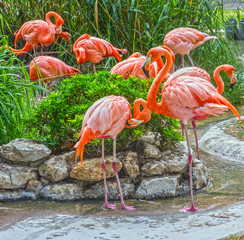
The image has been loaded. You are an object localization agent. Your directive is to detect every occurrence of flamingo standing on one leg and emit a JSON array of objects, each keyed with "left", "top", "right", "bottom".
[
  {"left": 73, "top": 34, "right": 127, "bottom": 72},
  {"left": 74, "top": 95, "right": 151, "bottom": 210},
  {"left": 29, "top": 56, "right": 80, "bottom": 98},
  {"left": 14, "top": 11, "right": 64, "bottom": 57},
  {"left": 142, "top": 46, "right": 242, "bottom": 211},
  {"left": 166, "top": 65, "right": 237, "bottom": 159},
  {"left": 111, "top": 52, "right": 165, "bottom": 79},
  {"left": 164, "top": 27, "right": 217, "bottom": 68}
]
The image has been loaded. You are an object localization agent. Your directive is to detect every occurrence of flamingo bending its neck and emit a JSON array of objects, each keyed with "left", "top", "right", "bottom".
[
  {"left": 142, "top": 46, "right": 242, "bottom": 211},
  {"left": 74, "top": 95, "right": 151, "bottom": 210}
]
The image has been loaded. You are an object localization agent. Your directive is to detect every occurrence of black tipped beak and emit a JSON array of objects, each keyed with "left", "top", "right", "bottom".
[
  {"left": 230, "top": 82, "right": 236, "bottom": 88},
  {"left": 142, "top": 65, "right": 150, "bottom": 78}
]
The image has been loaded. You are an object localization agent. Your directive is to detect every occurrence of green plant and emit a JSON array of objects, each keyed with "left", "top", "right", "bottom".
[{"left": 24, "top": 71, "right": 182, "bottom": 154}]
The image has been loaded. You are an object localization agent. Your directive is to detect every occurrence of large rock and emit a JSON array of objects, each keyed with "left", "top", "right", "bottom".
[
  {"left": 85, "top": 178, "right": 134, "bottom": 200},
  {"left": 141, "top": 160, "right": 166, "bottom": 176},
  {"left": 141, "top": 132, "right": 161, "bottom": 146},
  {"left": 70, "top": 156, "right": 122, "bottom": 182},
  {"left": 0, "top": 138, "right": 51, "bottom": 163},
  {"left": 38, "top": 152, "right": 74, "bottom": 182},
  {"left": 142, "top": 143, "right": 161, "bottom": 159},
  {"left": 193, "top": 159, "right": 209, "bottom": 190},
  {"left": 199, "top": 117, "right": 244, "bottom": 162},
  {"left": 122, "top": 151, "right": 140, "bottom": 180},
  {"left": 0, "top": 190, "right": 36, "bottom": 201},
  {"left": 0, "top": 164, "right": 38, "bottom": 189},
  {"left": 135, "top": 176, "right": 179, "bottom": 198},
  {"left": 40, "top": 183, "right": 84, "bottom": 200}
]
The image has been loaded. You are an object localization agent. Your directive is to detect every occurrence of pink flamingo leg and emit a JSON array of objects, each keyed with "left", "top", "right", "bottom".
[
  {"left": 112, "top": 138, "right": 136, "bottom": 210},
  {"left": 92, "top": 63, "right": 96, "bottom": 73},
  {"left": 182, "top": 122, "right": 198, "bottom": 211},
  {"left": 101, "top": 139, "right": 116, "bottom": 209},
  {"left": 192, "top": 120, "right": 200, "bottom": 160},
  {"left": 181, "top": 54, "right": 184, "bottom": 68},
  {"left": 187, "top": 54, "right": 195, "bottom": 67},
  {"left": 33, "top": 46, "right": 37, "bottom": 58}
]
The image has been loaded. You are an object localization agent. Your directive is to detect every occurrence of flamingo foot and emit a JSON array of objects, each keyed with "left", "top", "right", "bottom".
[
  {"left": 103, "top": 203, "right": 117, "bottom": 209},
  {"left": 121, "top": 204, "right": 136, "bottom": 210},
  {"left": 181, "top": 206, "right": 198, "bottom": 212}
]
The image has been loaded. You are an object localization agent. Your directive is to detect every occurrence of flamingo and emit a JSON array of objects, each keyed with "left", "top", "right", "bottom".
[
  {"left": 164, "top": 27, "right": 217, "bottom": 68},
  {"left": 166, "top": 65, "right": 237, "bottom": 159},
  {"left": 14, "top": 11, "right": 64, "bottom": 57},
  {"left": 1, "top": 31, "right": 72, "bottom": 56},
  {"left": 111, "top": 52, "right": 165, "bottom": 79},
  {"left": 142, "top": 46, "right": 242, "bottom": 211},
  {"left": 29, "top": 56, "right": 80, "bottom": 98},
  {"left": 73, "top": 33, "right": 127, "bottom": 72},
  {"left": 74, "top": 95, "right": 151, "bottom": 210}
]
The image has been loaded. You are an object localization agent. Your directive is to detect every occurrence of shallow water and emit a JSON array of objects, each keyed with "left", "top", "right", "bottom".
[{"left": 0, "top": 107, "right": 243, "bottom": 230}]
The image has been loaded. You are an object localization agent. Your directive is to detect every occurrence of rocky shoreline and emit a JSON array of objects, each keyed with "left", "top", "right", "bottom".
[{"left": 0, "top": 135, "right": 209, "bottom": 201}]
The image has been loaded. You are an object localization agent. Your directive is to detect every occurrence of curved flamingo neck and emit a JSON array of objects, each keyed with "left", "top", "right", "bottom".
[
  {"left": 42, "top": 12, "right": 57, "bottom": 44},
  {"left": 155, "top": 57, "right": 164, "bottom": 75},
  {"left": 213, "top": 66, "right": 225, "bottom": 95},
  {"left": 147, "top": 49, "right": 173, "bottom": 114}
]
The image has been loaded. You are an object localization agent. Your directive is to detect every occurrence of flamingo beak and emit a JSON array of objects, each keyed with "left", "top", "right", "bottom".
[
  {"left": 142, "top": 55, "right": 151, "bottom": 78},
  {"left": 126, "top": 119, "right": 143, "bottom": 127},
  {"left": 230, "top": 72, "right": 237, "bottom": 88},
  {"left": 57, "top": 25, "right": 62, "bottom": 34}
]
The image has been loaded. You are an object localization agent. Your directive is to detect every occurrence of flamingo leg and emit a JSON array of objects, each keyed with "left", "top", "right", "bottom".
[
  {"left": 101, "top": 138, "right": 116, "bottom": 209},
  {"left": 112, "top": 138, "right": 135, "bottom": 210},
  {"left": 192, "top": 120, "right": 200, "bottom": 160},
  {"left": 187, "top": 54, "right": 195, "bottom": 67},
  {"left": 33, "top": 46, "right": 37, "bottom": 58},
  {"left": 39, "top": 43, "right": 43, "bottom": 55},
  {"left": 181, "top": 55, "right": 184, "bottom": 68},
  {"left": 92, "top": 63, "right": 96, "bottom": 73},
  {"left": 182, "top": 122, "right": 198, "bottom": 211}
]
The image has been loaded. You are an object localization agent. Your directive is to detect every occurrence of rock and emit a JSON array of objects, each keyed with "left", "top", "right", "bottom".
[
  {"left": 142, "top": 143, "right": 161, "bottom": 159},
  {"left": 70, "top": 156, "right": 122, "bottom": 182},
  {"left": 141, "top": 132, "right": 161, "bottom": 146},
  {"left": 0, "top": 190, "right": 36, "bottom": 201},
  {"left": 122, "top": 151, "right": 140, "bottom": 180},
  {"left": 85, "top": 178, "right": 134, "bottom": 200},
  {"left": 40, "top": 183, "right": 84, "bottom": 200},
  {"left": 135, "top": 176, "right": 179, "bottom": 198},
  {"left": 163, "top": 155, "right": 188, "bottom": 174},
  {"left": 0, "top": 164, "right": 38, "bottom": 189},
  {"left": 38, "top": 152, "right": 74, "bottom": 182},
  {"left": 193, "top": 159, "right": 209, "bottom": 190},
  {"left": 26, "top": 179, "right": 43, "bottom": 195},
  {"left": 141, "top": 160, "right": 166, "bottom": 176},
  {"left": 199, "top": 118, "right": 244, "bottom": 162},
  {"left": 0, "top": 138, "right": 51, "bottom": 163}
]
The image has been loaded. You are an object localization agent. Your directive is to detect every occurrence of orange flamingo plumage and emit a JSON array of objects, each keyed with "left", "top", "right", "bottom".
[
  {"left": 14, "top": 11, "right": 64, "bottom": 57},
  {"left": 164, "top": 27, "right": 217, "bottom": 68},
  {"left": 142, "top": 46, "right": 242, "bottom": 211},
  {"left": 74, "top": 95, "right": 151, "bottom": 210},
  {"left": 166, "top": 65, "right": 238, "bottom": 160},
  {"left": 73, "top": 33, "right": 127, "bottom": 72},
  {"left": 111, "top": 52, "right": 164, "bottom": 79}
]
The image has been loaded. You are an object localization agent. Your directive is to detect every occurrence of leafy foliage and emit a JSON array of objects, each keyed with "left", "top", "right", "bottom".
[{"left": 24, "top": 71, "right": 182, "bottom": 154}]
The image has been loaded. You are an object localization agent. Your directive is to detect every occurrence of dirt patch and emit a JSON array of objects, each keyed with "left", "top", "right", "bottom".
[{"left": 223, "top": 121, "right": 244, "bottom": 141}]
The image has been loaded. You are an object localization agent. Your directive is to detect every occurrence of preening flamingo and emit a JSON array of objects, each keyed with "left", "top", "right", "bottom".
[
  {"left": 164, "top": 27, "right": 217, "bottom": 68},
  {"left": 142, "top": 46, "right": 242, "bottom": 211},
  {"left": 111, "top": 52, "right": 165, "bottom": 79},
  {"left": 14, "top": 11, "right": 64, "bottom": 57},
  {"left": 1, "top": 31, "right": 72, "bottom": 56},
  {"left": 74, "top": 95, "right": 151, "bottom": 210},
  {"left": 167, "top": 65, "right": 237, "bottom": 159},
  {"left": 73, "top": 34, "right": 127, "bottom": 72},
  {"left": 29, "top": 56, "right": 80, "bottom": 98}
]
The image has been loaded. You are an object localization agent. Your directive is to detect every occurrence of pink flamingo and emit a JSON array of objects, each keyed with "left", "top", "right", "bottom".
[
  {"left": 73, "top": 34, "right": 127, "bottom": 72},
  {"left": 164, "top": 27, "right": 217, "bottom": 68},
  {"left": 142, "top": 46, "right": 242, "bottom": 211},
  {"left": 74, "top": 95, "right": 151, "bottom": 210}
]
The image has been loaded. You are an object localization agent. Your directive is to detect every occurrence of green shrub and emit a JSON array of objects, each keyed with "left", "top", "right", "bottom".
[{"left": 24, "top": 71, "right": 181, "bottom": 154}]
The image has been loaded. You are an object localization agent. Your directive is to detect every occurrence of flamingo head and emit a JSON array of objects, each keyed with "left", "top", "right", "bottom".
[
  {"left": 224, "top": 65, "right": 237, "bottom": 88},
  {"left": 74, "top": 47, "right": 86, "bottom": 65},
  {"left": 142, "top": 45, "right": 175, "bottom": 78},
  {"left": 55, "top": 30, "right": 72, "bottom": 51},
  {"left": 125, "top": 119, "right": 143, "bottom": 128}
]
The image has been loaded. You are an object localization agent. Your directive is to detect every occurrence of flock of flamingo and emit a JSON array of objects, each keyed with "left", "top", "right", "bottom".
[{"left": 2, "top": 11, "right": 242, "bottom": 212}]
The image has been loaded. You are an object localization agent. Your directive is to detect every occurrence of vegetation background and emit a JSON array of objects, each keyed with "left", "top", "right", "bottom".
[{"left": 0, "top": 0, "right": 243, "bottom": 152}]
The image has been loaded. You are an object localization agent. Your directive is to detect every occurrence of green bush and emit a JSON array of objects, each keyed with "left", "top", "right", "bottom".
[{"left": 24, "top": 71, "right": 182, "bottom": 154}]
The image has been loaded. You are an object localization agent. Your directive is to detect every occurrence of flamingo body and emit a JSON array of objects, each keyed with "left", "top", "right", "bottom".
[{"left": 73, "top": 34, "right": 127, "bottom": 65}]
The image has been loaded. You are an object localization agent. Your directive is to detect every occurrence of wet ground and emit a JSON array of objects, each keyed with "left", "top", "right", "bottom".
[{"left": 0, "top": 107, "right": 243, "bottom": 239}]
